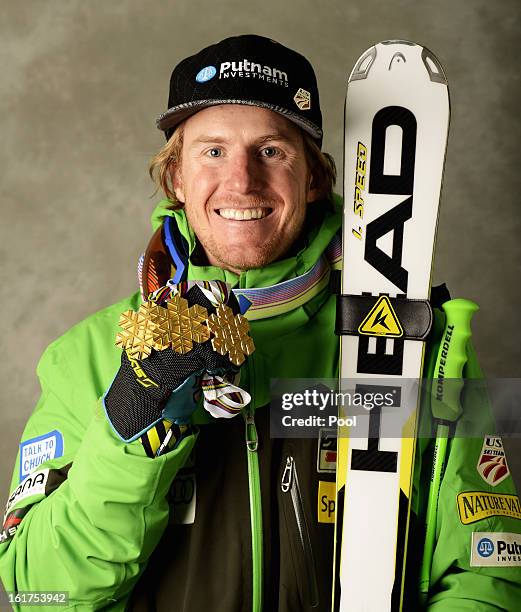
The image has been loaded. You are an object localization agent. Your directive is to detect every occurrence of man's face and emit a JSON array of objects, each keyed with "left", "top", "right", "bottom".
[{"left": 173, "top": 105, "right": 318, "bottom": 274}]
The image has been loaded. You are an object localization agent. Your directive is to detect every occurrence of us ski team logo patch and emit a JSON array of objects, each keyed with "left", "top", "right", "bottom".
[
  {"left": 358, "top": 295, "right": 404, "bottom": 337},
  {"left": 477, "top": 436, "right": 510, "bottom": 487},
  {"left": 293, "top": 88, "right": 311, "bottom": 110}
]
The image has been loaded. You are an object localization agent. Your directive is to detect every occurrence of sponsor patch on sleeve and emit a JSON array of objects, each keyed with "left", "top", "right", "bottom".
[
  {"left": 458, "top": 491, "right": 521, "bottom": 524},
  {"left": 471, "top": 532, "right": 521, "bottom": 567},
  {"left": 19, "top": 430, "right": 64, "bottom": 481},
  {"left": 477, "top": 436, "right": 510, "bottom": 487},
  {"left": 5, "top": 469, "right": 49, "bottom": 518}
]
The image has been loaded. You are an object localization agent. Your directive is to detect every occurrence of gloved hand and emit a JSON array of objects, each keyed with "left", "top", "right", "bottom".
[{"left": 103, "top": 280, "right": 254, "bottom": 443}]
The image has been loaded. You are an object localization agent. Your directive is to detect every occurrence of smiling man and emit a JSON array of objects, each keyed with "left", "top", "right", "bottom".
[
  {"left": 151, "top": 35, "right": 334, "bottom": 278},
  {"left": 171, "top": 104, "right": 319, "bottom": 272},
  {"left": 1, "top": 34, "right": 520, "bottom": 612}
]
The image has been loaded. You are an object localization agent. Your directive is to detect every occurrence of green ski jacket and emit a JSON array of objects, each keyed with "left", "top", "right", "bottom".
[{"left": 1, "top": 197, "right": 520, "bottom": 611}]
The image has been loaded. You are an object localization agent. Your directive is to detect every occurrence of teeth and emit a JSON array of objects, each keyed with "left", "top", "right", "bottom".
[{"left": 218, "top": 208, "right": 269, "bottom": 220}]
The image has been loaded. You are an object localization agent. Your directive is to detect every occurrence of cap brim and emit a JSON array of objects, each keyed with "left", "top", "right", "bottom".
[{"left": 156, "top": 99, "right": 322, "bottom": 141}]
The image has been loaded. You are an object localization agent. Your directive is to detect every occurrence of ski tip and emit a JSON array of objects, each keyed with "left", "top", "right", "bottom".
[
  {"left": 381, "top": 39, "right": 417, "bottom": 47},
  {"left": 348, "top": 41, "right": 448, "bottom": 86},
  {"left": 420, "top": 46, "right": 448, "bottom": 85},
  {"left": 349, "top": 45, "right": 377, "bottom": 82}
]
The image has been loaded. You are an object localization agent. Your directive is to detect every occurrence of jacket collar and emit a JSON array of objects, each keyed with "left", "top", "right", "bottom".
[{"left": 149, "top": 195, "right": 343, "bottom": 291}]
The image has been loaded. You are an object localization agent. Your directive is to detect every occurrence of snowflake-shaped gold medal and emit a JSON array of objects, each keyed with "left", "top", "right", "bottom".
[
  {"left": 116, "top": 296, "right": 255, "bottom": 365},
  {"left": 150, "top": 294, "right": 210, "bottom": 354},
  {"left": 115, "top": 297, "right": 210, "bottom": 360},
  {"left": 115, "top": 303, "right": 160, "bottom": 360},
  {"left": 207, "top": 304, "right": 255, "bottom": 366}
]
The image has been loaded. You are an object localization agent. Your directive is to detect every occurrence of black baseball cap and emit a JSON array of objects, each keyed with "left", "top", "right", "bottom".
[{"left": 156, "top": 34, "right": 322, "bottom": 145}]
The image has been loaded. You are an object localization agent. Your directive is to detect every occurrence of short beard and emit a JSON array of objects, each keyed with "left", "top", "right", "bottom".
[
  {"left": 205, "top": 232, "right": 289, "bottom": 273},
  {"left": 191, "top": 215, "right": 306, "bottom": 274},
  {"left": 187, "top": 193, "right": 307, "bottom": 274}
]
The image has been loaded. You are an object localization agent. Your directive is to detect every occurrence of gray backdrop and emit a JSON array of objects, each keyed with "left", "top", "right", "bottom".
[{"left": 1, "top": 0, "right": 520, "bottom": 501}]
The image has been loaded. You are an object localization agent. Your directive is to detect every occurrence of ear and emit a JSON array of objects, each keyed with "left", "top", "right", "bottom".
[
  {"left": 306, "top": 170, "right": 321, "bottom": 203},
  {"left": 171, "top": 164, "right": 185, "bottom": 203}
]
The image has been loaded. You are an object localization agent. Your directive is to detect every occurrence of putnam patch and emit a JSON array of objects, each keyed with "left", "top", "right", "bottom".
[
  {"left": 471, "top": 532, "right": 521, "bottom": 567},
  {"left": 19, "top": 430, "right": 64, "bottom": 481},
  {"left": 457, "top": 491, "right": 521, "bottom": 525},
  {"left": 477, "top": 436, "right": 510, "bottom": 487}
]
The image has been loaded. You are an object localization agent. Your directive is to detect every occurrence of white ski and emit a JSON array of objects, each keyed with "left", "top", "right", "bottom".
[{"left": 333, "top": 41, "right": 450, "bottom": 611}]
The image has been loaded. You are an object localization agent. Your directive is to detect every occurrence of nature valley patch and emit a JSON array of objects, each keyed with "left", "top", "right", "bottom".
[{"left": 457, "top": 491, "right": 521, "bottom": 525}]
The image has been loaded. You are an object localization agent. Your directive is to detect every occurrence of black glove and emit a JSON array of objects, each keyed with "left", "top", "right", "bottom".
[{"left": 103, "top": 282, "right": 252, "bottom": 442}]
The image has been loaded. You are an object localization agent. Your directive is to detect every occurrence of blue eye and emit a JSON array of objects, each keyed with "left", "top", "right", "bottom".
[{"left": 262, "top": 147, "right": 278, "bottom": 158}]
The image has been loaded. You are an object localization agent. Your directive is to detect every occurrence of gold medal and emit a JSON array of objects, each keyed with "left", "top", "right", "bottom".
[
  {"left": 115, "top": 296, "right": 255, "bottom": 365},
  {"left": 115, "top": 303, "right": 159, "bottom": 360},
  {"left": 149, "top": 295, "right": 210, "bottom": 354},
  {"left": 207, "top": 304, "right": 255, "bottom": 366}
]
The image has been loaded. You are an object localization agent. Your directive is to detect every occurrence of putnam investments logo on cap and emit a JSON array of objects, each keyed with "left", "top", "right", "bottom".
[
  {"left": 196, "top": 59, "right": 289, "bottom": 87},
  {"left": 158, "top": 34, "right": 323, "bottom": 143}
]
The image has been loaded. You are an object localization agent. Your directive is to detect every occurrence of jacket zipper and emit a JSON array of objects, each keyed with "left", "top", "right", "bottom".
[
  {"left": 281, "top": 456, "right": 319, "bottom": 608},
  {"left": 244, "top": 406, "right": 263, "bottom": 612}
]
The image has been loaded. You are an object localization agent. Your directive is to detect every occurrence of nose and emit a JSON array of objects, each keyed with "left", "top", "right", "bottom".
[{"left": 223, "top": 150, "right": 262, "bottom": 194}]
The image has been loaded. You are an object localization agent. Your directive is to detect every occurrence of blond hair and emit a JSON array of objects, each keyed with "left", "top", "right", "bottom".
[
  {"left": 148, "top": 125, "right": 185, "bottom": 207},
  {"left": 301, "top": 132, "right": 337, "bottom": 204},
  {"left": 149, "top": 122, "right": 336, "bottom": 208}
]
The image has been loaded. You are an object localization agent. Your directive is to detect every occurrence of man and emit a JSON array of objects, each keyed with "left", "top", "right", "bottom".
[{"left": 1, "top": 34, "right": 520, "bottom": 611}]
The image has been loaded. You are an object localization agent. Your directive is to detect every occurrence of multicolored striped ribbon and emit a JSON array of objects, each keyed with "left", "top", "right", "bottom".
[
  {"left": 138, "top": 232, "right": 341, "bottom": 320},
  {"left": 235, "top": 233, "right": 341, "bottom": 320},
  {"left": 148, "top": 279, "right": 231, "bottom": 306},
  {"left": 200, "top": 372, "right": 251, "bottom": 418}
]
